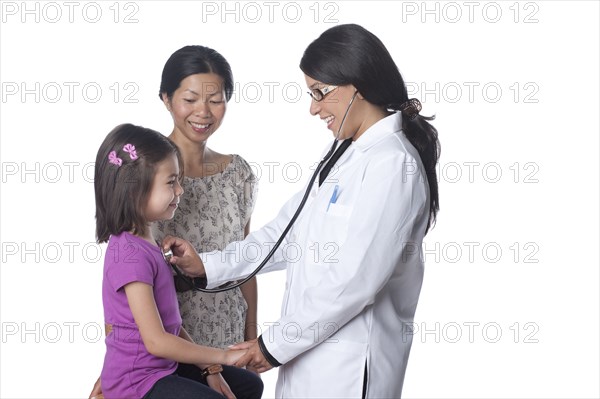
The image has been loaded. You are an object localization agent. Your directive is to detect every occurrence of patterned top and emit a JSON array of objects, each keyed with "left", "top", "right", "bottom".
[{"left": 152, "top": 154, "right": 258, "bottom": 348}]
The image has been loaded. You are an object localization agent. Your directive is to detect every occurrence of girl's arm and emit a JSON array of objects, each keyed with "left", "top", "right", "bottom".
[
  {"left": 124, "top": 282, "right": 245, "bottom": 365},
  {"left": 178, "top": 327, "right": 236, "bottom": 399}
]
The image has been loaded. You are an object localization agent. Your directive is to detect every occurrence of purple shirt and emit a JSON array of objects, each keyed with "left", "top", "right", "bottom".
[{"left": 101, "top": 232, "right": 181, "bottom": 398}]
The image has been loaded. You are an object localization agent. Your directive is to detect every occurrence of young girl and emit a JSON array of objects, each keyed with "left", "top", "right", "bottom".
[{"left": 94, "top": 124, "right": 260, "bottom": 398}]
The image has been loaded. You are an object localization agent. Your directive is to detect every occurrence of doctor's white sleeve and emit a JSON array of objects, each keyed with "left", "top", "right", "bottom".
[
  {"left": 261, "top": 151, "right": 429, "bottom": 365},
  {"left": 201, "top": 187, "right": 304, "bottom": 288}
]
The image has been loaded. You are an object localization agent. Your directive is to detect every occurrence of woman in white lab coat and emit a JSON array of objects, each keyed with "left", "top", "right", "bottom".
[{"left": 164, "top": 24, "right": 440, "bottom": 398}]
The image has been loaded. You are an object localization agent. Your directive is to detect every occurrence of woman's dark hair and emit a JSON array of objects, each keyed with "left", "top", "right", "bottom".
[
  {"left": 94, "top": 124, "right": 183, "bottom": 243},
  {"left": 300, "top": 24, "right": 440, "bottom": 232},
  {"left": 159, "top": 45, "right": 234, "bottom": 102}
]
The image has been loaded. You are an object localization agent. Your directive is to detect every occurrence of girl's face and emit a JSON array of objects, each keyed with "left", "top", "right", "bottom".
[
  {"left": 145, "top": 154, "right": 183, "bottom": 223},
  {"left": 163, "top": 73, "right": 227, "bottom": 145}
]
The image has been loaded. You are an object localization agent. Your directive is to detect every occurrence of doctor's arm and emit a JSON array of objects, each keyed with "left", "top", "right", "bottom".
[
  {"left": 243, "top": 153, "right": 428, "bottom": 367},
  {"left": 162, "top": 188, "right": 304, "bottom": 281},
  {"left": 201, "top": 188, "right": 306, "bottom": 287}
]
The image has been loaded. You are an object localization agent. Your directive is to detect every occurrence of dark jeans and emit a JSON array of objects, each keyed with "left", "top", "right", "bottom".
[{"left": 143, "top": 363, "right": 263, "bottom": 399}]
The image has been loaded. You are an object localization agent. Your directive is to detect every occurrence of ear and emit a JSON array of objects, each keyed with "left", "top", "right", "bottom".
[
  {"left": 161, "top": 93, "right": 172, "bottom": 111},
  {"left": 350, "top": 85, "right": 364, "bottom": 100}
]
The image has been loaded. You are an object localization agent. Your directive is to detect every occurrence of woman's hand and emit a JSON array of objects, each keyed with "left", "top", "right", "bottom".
[
  {"left": 230, "top": 340, "right": 273, "bottom": 373},
  {"left": 206, "top": 373, "right": 236, "bottom": 399},
  {"left": 161, "top": 235, "right": 205, "bottom": 277}
]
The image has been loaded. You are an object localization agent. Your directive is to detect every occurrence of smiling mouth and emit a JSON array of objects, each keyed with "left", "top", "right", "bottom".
[
  {"left": 322, "top": 115, "right": 334, "bottom": 127},
  {"left": 190, "top": 121, "right": 211, "bottom": 129}
]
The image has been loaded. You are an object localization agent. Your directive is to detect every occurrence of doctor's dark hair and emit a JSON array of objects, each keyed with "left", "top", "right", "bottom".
[
  {"left": 159, "top": 45, "right": 234, "bottom": 102},
  {"left": 94, "top": 124, "right": 183, "bottom": 243},
  {"left": 300, "top": 24, "right": 440, "bottom": 232}
]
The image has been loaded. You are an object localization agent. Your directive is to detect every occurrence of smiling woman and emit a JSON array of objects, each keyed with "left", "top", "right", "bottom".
[{"left": 154, "top": 46, "right": 263, "bottom": 396}]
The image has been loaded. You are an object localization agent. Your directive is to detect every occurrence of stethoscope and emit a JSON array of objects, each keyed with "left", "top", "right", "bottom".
[{"left": 163, "top": 90, "right": 359, "bottom": 293}]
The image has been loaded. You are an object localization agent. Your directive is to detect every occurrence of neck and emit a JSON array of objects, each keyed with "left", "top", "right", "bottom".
[
  {"left": 351, "top": 105, "right": 390, "bottom": 142},
  {"left": 169, "top": 130, "right": 210, "bottom": 176},
  {"left": 132, "top": 226, "right": 156, "bottom": 246}
]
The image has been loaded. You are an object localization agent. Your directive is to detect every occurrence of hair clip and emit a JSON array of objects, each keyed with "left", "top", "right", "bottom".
[
  {"left": 108, "top": 151, "right": 123, "bottom": 167},
  {"left": 123, "top": 143, "right": 138, "bottom": 160},
  {"left": 399, "top": 98, "right": 422, "bottom": 121}
]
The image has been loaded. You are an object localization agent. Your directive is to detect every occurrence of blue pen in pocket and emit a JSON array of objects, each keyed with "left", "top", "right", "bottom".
[{"left": 327, "top": 184, "right": 340, "bottom": 212}]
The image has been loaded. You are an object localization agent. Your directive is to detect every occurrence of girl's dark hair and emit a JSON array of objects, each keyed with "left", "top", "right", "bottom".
[
  {"left": 94, "top": 124, "right": 183, "bottom": 243},
  {"left": 159, "top": 45, "right": 234, "bottom": 102},
  {"left": 300, "top": 24, "right": 440, "bottom": 232}
]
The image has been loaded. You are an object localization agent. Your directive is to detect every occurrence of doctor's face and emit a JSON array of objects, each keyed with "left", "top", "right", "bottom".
[{"left": 305, "top": 74, "right": 367, "bottom": 141}]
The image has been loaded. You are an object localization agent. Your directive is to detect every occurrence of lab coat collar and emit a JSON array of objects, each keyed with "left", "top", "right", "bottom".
[{"left": 352, "top": 112, "right": 403, "bottom": 152}]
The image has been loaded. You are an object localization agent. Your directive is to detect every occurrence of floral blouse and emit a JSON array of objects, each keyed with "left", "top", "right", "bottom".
[{"left": 153, "top": 154, "right": 258, "bottom": 348}]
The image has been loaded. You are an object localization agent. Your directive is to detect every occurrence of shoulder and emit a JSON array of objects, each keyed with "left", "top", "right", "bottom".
[
  {"left": 105, "top": 233, "right": 159, "bottom": 289},
  {"left": 203, "top": 149, "right": 233, "bottom": 174},
  {"left": 229, "top": 154, "right": 257, "bottom": 182},
  {"left": 359, "top": 132, "right": 426, "bottom": 186},
  {"left": 106, "top": 233, "right": 158, "bottom": 268}
]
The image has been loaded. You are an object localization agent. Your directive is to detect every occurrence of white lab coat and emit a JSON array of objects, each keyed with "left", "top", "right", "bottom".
[{"left": 203, "top": 112, "right": 429, "bottom": 398}]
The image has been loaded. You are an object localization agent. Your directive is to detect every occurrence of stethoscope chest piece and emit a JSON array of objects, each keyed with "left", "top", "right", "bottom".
[{"left": 162, "top": 247, "right": 173, "bottom": 263}]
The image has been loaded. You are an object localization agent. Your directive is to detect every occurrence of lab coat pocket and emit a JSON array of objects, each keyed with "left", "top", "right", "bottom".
[
  {"left": 309, "top": 203, "right": 354, "bottom": 260},
  {"left": 287, "top": 339, "right": 367, "bottom": 397}
]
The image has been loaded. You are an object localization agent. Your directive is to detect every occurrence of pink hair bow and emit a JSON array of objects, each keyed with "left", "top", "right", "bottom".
[
  {"left": 108, "top": 151, "right": 122, "bottom": 166},
  {"left": 123, "top": 143, "right": 138, "bottom": 160}
]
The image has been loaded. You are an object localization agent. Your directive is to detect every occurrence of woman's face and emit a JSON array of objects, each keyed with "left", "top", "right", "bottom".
[
  {"left": 163, "top": 73, "right": 227, "bottom": 145},
  {"left": 304, "top": 74, "right": 366, "bottom": 141}
]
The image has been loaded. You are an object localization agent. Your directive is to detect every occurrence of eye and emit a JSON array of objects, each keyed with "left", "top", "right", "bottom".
[
  {"left": 210, "top": 99, "right": 224, "bottom": 104},
  {"left": 184, "top": 98, "right": 195, "bottom": 103},
  {"left": 310, "top": 89, "right": 323, "bottom": 101}
]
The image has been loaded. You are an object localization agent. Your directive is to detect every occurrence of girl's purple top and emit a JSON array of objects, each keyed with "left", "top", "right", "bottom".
[{"left": 100, "top": 232, "right": 181, "bottom": 398}]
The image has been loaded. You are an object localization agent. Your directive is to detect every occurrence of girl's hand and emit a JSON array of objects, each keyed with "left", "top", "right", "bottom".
[
  {"left": 229, "top": 340, "right": 273, "bottom": 373},
  {"left": 206, "top": 373, "right": 236, "bottom": 399},
  {"left": 224, "top": 348, "right": 248, "bottom": 366}
]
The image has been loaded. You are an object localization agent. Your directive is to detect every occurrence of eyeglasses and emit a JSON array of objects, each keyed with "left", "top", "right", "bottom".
[{"left": 307, "top": 85, "right": 339, "bottom": 102}]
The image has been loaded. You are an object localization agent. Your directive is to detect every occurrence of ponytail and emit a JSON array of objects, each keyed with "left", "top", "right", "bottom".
[{"left": 401, "top": 112, "right": 440, "bottom": 233}]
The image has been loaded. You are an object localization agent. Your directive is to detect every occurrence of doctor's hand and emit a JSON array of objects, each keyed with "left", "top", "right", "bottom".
[
  {"left": 229, "top": 339, "right": 273, "bottom": 373},
  {"left": 161, "top": 235, "right": 205, "bottom": 277}
]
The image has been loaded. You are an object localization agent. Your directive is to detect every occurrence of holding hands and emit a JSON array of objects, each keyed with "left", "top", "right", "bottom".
[{"left": 229, "top": 339, "right": 273, "bottom": 374}]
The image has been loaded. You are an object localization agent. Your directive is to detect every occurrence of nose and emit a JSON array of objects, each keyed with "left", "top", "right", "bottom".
[
  {"left": 194, "top": 101, "right": 211, "bottom": 118},
  {"left": 175, "top": 180, "right": 184, "bottom": 196},
  {"left": 309, "top": 98, "right": 320, "bottom": 116}
]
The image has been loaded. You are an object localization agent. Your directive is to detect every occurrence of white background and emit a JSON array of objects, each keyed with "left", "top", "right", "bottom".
[{"left": 1, "top": 1, "right": 599, "bottom": 398}]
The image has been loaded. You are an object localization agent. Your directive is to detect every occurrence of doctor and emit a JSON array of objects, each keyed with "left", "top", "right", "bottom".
[{"left": 163, "top": 24, "right": 440, "bottom": 398}]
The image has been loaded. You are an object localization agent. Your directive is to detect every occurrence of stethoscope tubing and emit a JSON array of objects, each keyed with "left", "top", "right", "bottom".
[{"left": 169, "top": 90, "right": 358, "bottom": 293}]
